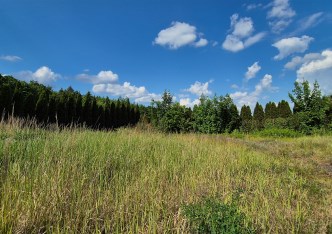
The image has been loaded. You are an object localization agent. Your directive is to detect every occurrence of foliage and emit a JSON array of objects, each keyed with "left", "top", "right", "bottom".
[
  {"left": 240, "top": 105, "right": 252, "bottom": 133},
  {"left": 265, "top": 101, "right": 277, "bottom": 119},
  {"left": 182, "top": 198, "right": 255, "bottom": 234},
  {"left": 277, "top": 100, "right": 292, "bottom": 118},
  {"left": 253, "top": 128, "right": 302, "bottom": 138},
  {"left": 289, "top": 80, "right": 327, "bottom": 129},
  {"left": 253, "top": 102, "right": 264, "bottom": 130},
  {"left": 0, "top": 74, "right": 139, "bottom": 129},
  {"left": 159, "top": 103, "right": 192, "bottom": 133}
]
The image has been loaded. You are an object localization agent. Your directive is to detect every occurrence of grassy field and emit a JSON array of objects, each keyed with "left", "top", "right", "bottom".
[{"left": 0, "top": 120, "right": 331, "bottom": 233}]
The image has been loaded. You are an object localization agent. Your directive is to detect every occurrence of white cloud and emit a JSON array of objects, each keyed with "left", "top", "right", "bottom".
[
  {"left": 179, "top": 98, "right": 200, "bottom": 108},
  {"left": 222, "top": 14, "right": 266, "bottom": 52},
  {"left": 272, "top": 35, "right": 313, "bottom": 60},
  {"left": 284, "top": 53, "right": 323, "bottom": 70},
  {"left": 185, "top": 81, "right": 212, "bottom": 96},
  {"left": 154, "top": 21, "right": 208, "bottom": 49},
  {"left": 223, "top": 35, "right": 245, "bottom": 52},
  {"left": 231, "top": 84, "right": 239, "bottom": 89},
  {"left": 245, "top": 61, "right": 261, "bottom": 80},
  {"left": 0, "top": 55, "right": 22, "bottom": 62},
  {"left": 296, "top": 49, "right": 332, "bottom": 93},
  {"left": 16, "top": 66, "right": 60, "bottom": 85},
  {"left": 245, "top": 3, "right": 263, "bottom": 11},
  {"left": 135, "top": 93, "right": 162, "bottom": 103},
  {"left": 232, "top": 15, "right": 254, "bottom": 38},
  {"left": 93, "top": 82, "right": 161, "bottom": 103},
  {"left": 297, "top": 12, "right": 324, "bottom": 33},
  {"left": 267, "top": 0, "right": 296, "bottom": 33},
  {"left": 93, "top": 82, "right": 145, "bottom": 98},
  {"left": 243, "top": 32, "right": 266, "bottom": 47},
  {"left": 231, "top": 74, "right": 277, "bottom": 108},
  {"left": 194, "top": 38, "right": 208, "bottom": 48},
  {"left": 77, "top": 70, "right": 118, "bottom": 84}
]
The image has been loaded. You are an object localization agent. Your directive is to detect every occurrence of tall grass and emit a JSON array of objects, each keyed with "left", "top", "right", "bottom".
[{"left": 0, "top": 119, "right": 331, "bottom": 233}]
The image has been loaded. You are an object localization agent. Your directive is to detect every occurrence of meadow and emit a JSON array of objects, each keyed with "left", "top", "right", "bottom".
[{"left": 0, "top": 120, "right": 331, "bottom": 233}]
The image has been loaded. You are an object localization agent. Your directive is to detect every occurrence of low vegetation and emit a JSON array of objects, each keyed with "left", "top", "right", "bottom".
[{"left": 1, "top": 119, "right": 331, "bottom": 233}]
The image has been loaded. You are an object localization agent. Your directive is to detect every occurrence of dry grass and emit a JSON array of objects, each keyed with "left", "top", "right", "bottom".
[{"left": 0, "top": 119, "right": 331, "bottom": 233}]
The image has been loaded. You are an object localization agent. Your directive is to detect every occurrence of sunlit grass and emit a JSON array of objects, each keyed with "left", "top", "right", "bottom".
[{"left": 0, "top": 120, "right": 331, "bottom": 233}]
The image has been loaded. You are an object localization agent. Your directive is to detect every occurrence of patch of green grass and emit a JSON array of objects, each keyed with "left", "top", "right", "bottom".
[{"left": 182, "top": 198, "right": 255, "bottom": 234}]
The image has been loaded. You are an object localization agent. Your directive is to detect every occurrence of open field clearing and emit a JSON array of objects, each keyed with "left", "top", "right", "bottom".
[{"left": 0, "top": 123, "right": 331, "bottom": 233}]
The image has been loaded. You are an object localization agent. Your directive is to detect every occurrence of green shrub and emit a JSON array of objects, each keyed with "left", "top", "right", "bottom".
[
  {"left": 182, "top": 198, "right": 255, "bottom": 234},
  {"left": 264, "top": 118, "right": 290, "bottom": 129},
  {"left": 254, "top": 128, "right": 302, "bottom": 138}
]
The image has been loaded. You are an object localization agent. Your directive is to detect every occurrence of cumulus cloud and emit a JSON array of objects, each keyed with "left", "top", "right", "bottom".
[
  {"left": 154, "top": 21, "right": 208, "bottom": 49},
  {"left": 16, "top": 66, "right": 60, "bottom": 85},
  {"left": 194, "top": 38, "right": 208, "bottom": 48},
  {"left": 77, "top": 70, "right": 118, "bottom": 84},
  {"left": 179, "top": 98, "right": 200, "bottom": 108},
  {"left": 0, "top": 55, "right": 22, "bottom": 62},
  {"left": 267, "top": 0, "right": 296, "bottom": 33},
  {"left": 185, "top": 80, "right": 213, "bottom": 96},
  {"left": 272, "top": 35, "right": 314, "bottom": 60},
  {"left": 92, "top": 81, "right": 161, "bottom": 103},
  {"left": 245, "top": 62, "right": 261, "bottom": 80},
  {"left": 78, "top": 69, "right": 160, "bottom": 103},
  {"left": 284, "top": 53, "right": 323, "bottom": 70},
  {"left": 230, "top": 74, "right": 277, "bottom": 108},
  {"left": 296, "top": 49, "right": 332, "bottom": 94},
  {"left": 222, "top": 14, "right": 266, "bottom": 52}
]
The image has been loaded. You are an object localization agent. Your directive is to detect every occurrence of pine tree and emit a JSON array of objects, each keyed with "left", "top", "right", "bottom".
[
  {"left": 277, "top": 100, "right": 292, "bottom": 118},
  {"left": 90, "top": 97, "right": 98, "bottom": 128},
  {"left": 240, "top": 105, "right": 252, "bottom": 121},
  {"left": 110, "top": 101, "right": 116, "bottom": 128},
  {"left": 75, "top": 93, "right": 83, "bottom": 124},
  {"left": 35, "top": 90, "right": 49, "bottom": 123},
  {"left": 82, "top": 92, "right": 92, "bottom": 125},
  {"left": 48, "top": 94, "right": 57, "bottom": 123},
  {"left": 265, "top": 102, "right": 277, "bottom": 119},
  {"left": 104, "top": 97, "right": 111, "bottom": 129},
  {"left": 253, "top": 102, "right": 265, "bottom": 130},
  {"left": 13, "top": 84, "right": 24, "bottom": 117}
]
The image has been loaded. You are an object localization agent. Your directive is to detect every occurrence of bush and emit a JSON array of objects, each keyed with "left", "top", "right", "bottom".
[
  {"left": 182, "top": 198, "right": 255, "bottom": 234},
  {"left": 254, "top": 128, "right": 302, "bottom": 138},
  {"left": 264, "top": 118, "right": 289, "bottom": 129}
]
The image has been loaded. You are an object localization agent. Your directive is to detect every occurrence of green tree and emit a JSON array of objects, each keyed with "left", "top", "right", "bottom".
[
  {"left": 160, "top": 103, "right": 192, "bottom": 133},
  {"left": 240, "top": 105, "right": 252, "bottom": 133},
  {"left": 192, "top": 96, "right": 220, "bottom": 134},
  {"left": 82, "top": 92, "right": 92, "bottom": 125},
  {"left": 35, "top": 90, "right": 49, "bottom": 123},
  {"left": 265, "top": 102, "right": 277, "bottom": 119},
  {"left": 289, "top": 80, "right": 327, "bottom": 130},
  {"left": 253, "top": 102, "right": 264, "bottom": 130},
  {"left": 277, "top": 100, "right": 292, "bottom": 118}
]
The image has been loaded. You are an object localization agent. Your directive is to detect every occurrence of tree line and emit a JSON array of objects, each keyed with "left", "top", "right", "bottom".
[
  {"left": 1, "top": 73, "right": 331, "bottom": 134},
  {"left": 0, "top": 74, "right": 140, "bottom": 129},
  {"left": 140, "top": 81, "right": 332, "bottom": 134}
]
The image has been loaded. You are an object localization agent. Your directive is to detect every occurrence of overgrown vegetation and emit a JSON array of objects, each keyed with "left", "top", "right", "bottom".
[
  {"left": 0, "top": 120, "right": 331, "bottom": 233},
  {"left": 140, "top": 80, "right": 332, "bottom": 135}
]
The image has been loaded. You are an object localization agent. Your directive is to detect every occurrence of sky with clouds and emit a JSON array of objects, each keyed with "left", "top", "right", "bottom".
[{"left": 1, "top": 0, "right": 332, "bottom": 109}]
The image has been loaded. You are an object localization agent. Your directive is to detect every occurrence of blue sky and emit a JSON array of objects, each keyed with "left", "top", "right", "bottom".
[{"left": 1, "top": 0, "right": 332, "bottom": 108}]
